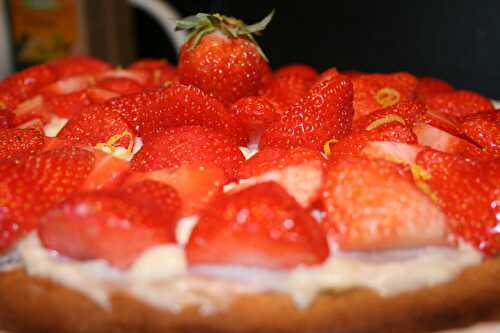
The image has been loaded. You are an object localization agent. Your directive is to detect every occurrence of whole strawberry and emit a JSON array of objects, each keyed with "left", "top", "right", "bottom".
[{"left": 176, "top": 11, "right": 274, "bottom": 105}]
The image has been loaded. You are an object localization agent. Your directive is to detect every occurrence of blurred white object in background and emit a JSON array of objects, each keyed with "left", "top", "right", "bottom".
[{"left": 0, "top": 0, "right": 13, "bottom": 79}]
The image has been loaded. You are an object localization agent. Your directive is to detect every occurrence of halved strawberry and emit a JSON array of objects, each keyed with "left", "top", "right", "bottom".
[
  {"left": 315, "top": 67, "right": 339, "bottom": 84},
  {"left": 422, "top": 91, "right": 493, "bottom": 118},
  {"left": 85, "top": 87, "right": 120, "bottom": 104},
  {"left": 460, "top": 110, "right": 500, "bottom": 156},
  {"left": 81, "top": 149, "right": 131, "bottom": 191},
  {"left": 321, "top": 157, "right": 451, "bottom": 250},
  {"left": 128, "top": 59, "right": 177, "bottom": 87},
  {"left": 352, "top": 72, "right": 418, "bottom": 119},
  {"left": 49, "top": 55, "right": 112, "bottom": 78},
  {"left": 12, "top": 95, "right": 52, "bottom": 126},
  {"left": 39, "top": 180, "right": 181, "bottom": 268},
  {"left": 97, "top": 78, "right": 143, "bottom": 95},
  {"left": 0, "top": 147, "right": 95, "bottom": 250},
  {"left": 0, "top": 110, "right": 13, "bottom": 129},
  {"left": 131, "top": 126, "right": 244, "bottom": 182},
  {"left": 259, "top": 73, "right": 314, "bottom": 110},
  {"left": 125, "top": 163, "right": 224, "bottom": 216},
  {"left": 420, "top": 109, "right": 462, "bottom": 137},
  {"left": 361, "top": 141, "right": 423, "bottom": 166},
  {"left": 229, "top": 96, "right": 278, "bottom": 139},
  {"left": 107, "top": 84, "right": 247, "bottom": 145},
  {"left": 0, "top": 128, "right": 45, "bottom": 162},
  {"left": 260, "top": 75, "right": 354, "bottom": 150},
  {"left": 274, "top": 64, "right": 318, "bottom": 81},
  {"left": 186, "top": 182, "right": 329, "bottom": 269},
  {"left": 413, "top": 123, "right": 484, "bottom": 156},
  {"left": 57, "top": 104, "right": 135, "bottom": 149},
  {"left": 415, "top": 77, "right": 454, "bottom": 99},
  {"left": 40, "top": 75, "right": 95, "bottom": 97},
  {"left": 340, "top": 70, "right": 364, "bottom": 79},
  {"left": 17, "top": 91, "right": 92, "bottom": 120},
  {"left": 96, "top": 69, "right": 149, "bottom": 86},
  {"left": 415, "top": 149, "right": 499, "bottom": 255}
]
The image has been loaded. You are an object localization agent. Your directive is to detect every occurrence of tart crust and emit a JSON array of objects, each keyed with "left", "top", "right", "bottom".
[{"left": 1, "top": 258, "right": 500, "bottom": 333}]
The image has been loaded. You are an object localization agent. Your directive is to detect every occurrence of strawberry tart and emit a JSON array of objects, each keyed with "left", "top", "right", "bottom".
[{"left": 0, "top": 12, "right": 499, "bottom": 333}]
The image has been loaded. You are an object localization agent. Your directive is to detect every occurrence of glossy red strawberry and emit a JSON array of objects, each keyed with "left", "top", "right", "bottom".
[
  {"left": 322, "top": 157, "right": 450, "bottom": 250},
  {"left": 128, "top": 59, "right": 177, "bottom": 87},
  {"left": 85, "top": 87, "right": 120, "bottom": 104},
  {"left": 259, "top": 73, "right": 313, "bottom": 110},
  {"left": 131, "top": 125, "right": 244, "bottom": 182},
  {"left": 58, "top": 104, "right": 135, "bottom": 149},
  {"left": 97, "top": 78, "right": 143, "bottom": 95},
  {"left": 177, "top": 12, "right": 273, "bottom": 105},
  {"left": 360, "top": 141, "right": 424, "bottom": 166},
  {"left": 415, "top": 77, "right": 454, "bottom": 99},
  {"left": 422, "top": 91, "right": 493, "bottom": 118},
  {"left": 49, "top": 55, "right": 112, "bottom": 78},
  {"left": 81, "top": 149, "right": 131, "bottom": 191},
  {"left": 41, "top": 75, "right": 95, "bottom": 97},
  {"left": 0, "top": 128, "right": 45, "bottom": 162},
  {"left": 415, "top": 149, "right": 500, "bottom": 255},
  {"left": 229, "top": 96, "right": 278, "bottom": 138},
  {"left": 260, "top": 75, "right": 354, "bottom": 151},
  {"left": 186, "top": 182, "right": 329, "bottom": 269},
  {"left": 352, "top": 72, "right": 418, "bottom": 119},
  {"left": 419, "top": 109, "right": 462, "bottom": 137},
  {"left": 274, "top": 64, "right": 318, "bottom": 81},
  {"left": 0, "top": 147, "right": 95, "bottom": 250},
  {"left": 96, "top": 69, "right": 149, "bottom": 86},
  {"left": 461, "top": 112, "right": 499, "bottom": 156},
  {"left": 0, "top": 111, "right": 13, "bottom": 129},
  {"left": 39, "top": 180, "right": 180, "bottom": 268},
  {"left": 125, "top": 163, "right": 224, "bottom": 216}
]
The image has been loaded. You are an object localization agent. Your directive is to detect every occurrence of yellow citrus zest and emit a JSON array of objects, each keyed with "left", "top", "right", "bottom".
[
  {"left": 95, "top": 130, "right": 134, "bottom": 159},
  {"left": 410, "top": 164, "right": 439, "bottom": 203},
  {"left": 323, "top": 138, "right": 339, "bottom": 157},
  {"left": 375, "top": 87, "right": 400, "bottom": 108},
  {"left": 366, "top": 114, "right": 406, "bottom": 131}
]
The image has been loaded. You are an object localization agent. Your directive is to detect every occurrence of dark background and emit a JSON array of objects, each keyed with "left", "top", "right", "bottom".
[{"left": 134, "top": 0, "right": 500, "bottom": 99}]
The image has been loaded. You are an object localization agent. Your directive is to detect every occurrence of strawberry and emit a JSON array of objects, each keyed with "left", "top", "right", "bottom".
[
  {"left": 12, "top": 96, "right": 53, "bottom": 126},
  {"left": 0, "top": 110, "right": 13, "bottom": 129},
  {"left": 95, "top": 69, "right": 149, "bottom": 86},
  {"left": 274, "top": 64, "right": 318, "bottom": 81},
  {"left": 415, "top": 149, "right": 500, "bottom": 255},
  {"left": 415, "top": 77, "right": 454, "bottom": 99},
  {"left": 259, "top": 73, "right": 314, "bottom": 110},
  {"left": 340, "top": 70, "right": 364, "bottom": 79},
  {"left": 29, "top": 91, "right": 91, "bottom": 118},
  {"left": 40, "top": 75, "right": 95, "bottom": 97},
  {"left": 461, "top": 111, "right": 500, "bottom": 156},
  {"left": 177, "top": 12, "right": 274, "bottom": 105},
  {"left": 0, "top": 128, "right": 45, "bottom": 162},
  {"left": 360, "top": 141, "right": 424, "bottom": 166},
  {"left": 422, "top": 91, "right": 493, "bottom": 118},
  {"left": 419, "top": 109, "right": 462, "bottom": 137},
  {"left": 413, "top": 123, "right": 484, "bottom": 156},
  {"left": 260, "top": 75, "right": 354, "bottom": 151},
  {"left": 321, "top": 157, "right": 451, "bottom": 250},
  {"left": 315, "top": 67, "right": 339, "bottom": 84},
  {"left": 0, "top": 64, "right": 56, "bottom": 108},
  {"left": 131, "top": 126, "right": 244, "bottom": 182},
  {"left": 229, "top": 96, "right": 278, "bottom": 138},
  {"left": 106, "top": 84, "right": 247, "bottom": 145},
  {"left": 0, "top": 147, "right": 95, "bottom": 250},
  {"left": 351, "top": 101, "right": 426, "bottom": 133},
  {"left": 57, "top": 104, "right": 135, "bottom": 149},
  {"left": 81, "top": 149, "right": 131, "bottom": 191},
  {"left": 352, "top": 72, "right": 418, "bottom": 119},
  {"left": 125, "top": 163, "right": 224, "bottom": 216},
  {"left": 39, "top": 180, "right": 180, "bottom": 268},
  {"left": 128, "top": 59, "right": 177, "bottom": 87},
  {"left": 96, "top": 78, "right": 143, "bottom": 95},
  {"left": 49, "top": 55, "right": 112, "bottom": 78},
  {"left": 186, "top": 182, "right": 329, "bottom": 269},
  {"left": 85, "top": 87, "right": 120, "bottom": 104}
]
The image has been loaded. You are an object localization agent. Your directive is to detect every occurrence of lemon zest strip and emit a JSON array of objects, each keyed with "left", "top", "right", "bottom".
[
  {"left": 375, "top": 87, "right": 401, "bottom": 108},
  {"left": 323, "top": 138, "right": 339, "bottom": 157},
  {"left": 366, "top": 114, "right": 406, "bottom": 131}
]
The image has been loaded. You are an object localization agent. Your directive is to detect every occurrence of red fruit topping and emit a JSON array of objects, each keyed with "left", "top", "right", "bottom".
[
  {"left": 41, "top": 75, "right": 95, "bottom": 97},
  {"left": 129, "top": 59, "right": 177, "bottom": 87},
  {"left": 460, "top": 110, "right": 500, "bottom": 156},
  {"left": 360, "top": 141, "right": 423, "bottom": 166},
  {"left": 352, "top": 72, "right": 418, "bottom": 119},
  {"left": 96, "top": 69, "right": 149, "bottom": 86},
  {"left": 39, "top": 180, "right": 180, "bottom": 268},
  {"left": 322, "top": 157, "right": 451, "bottom": 250},
  {"left": 229, "top": 96, "right": 278, "bottom": 137},
  {"left": 422, "top": 91, "right": 493, "bottom": 118},
  {"left": 0, "top": 111, "right": 13, "bottom": 129},
  {"left": 274, "top": 64, "right": 319, "bottom": 81},
  {"left": 260, "top": 75, "right": 354, "bottom": 151},
  {"left": 186, "top": 182, "right": 329, "bottom": 269},
  {"left": 43, "top": 91, "right": 91, "bottom": 118},
  {"left": 49, "top": 56, "right": 112, "bottom": 78},
  {"left": 126, "top": 164, "right": 224, "bottom": 216},
  {"left": 415, "top": 77, "right": 454, "bottom": 99},
  {"left": 0, "top": 128, "right": 45, "bottom": 162},
  {"left": 131, "top": 126, "right": 244, "bottom": 182},
  {"left": 416, "top": 149, "right": 500, "bottom": 255},
  {"left": 81, "top": 150, "right": 131, "bottom": 191},
  {"left": 97, "top": 78, "right": 144, "bottom": 95},
  {"left": 0, "top": 147, "right": 95, "bottom": 250},
  {"left": 315, "top": 67, "right": 339, "bottom": 84},
  {"left": 86, "top": 87, "right": 120, "bottom": 104},
  {"left": 259, "top": 73, "right": 314, "bottom": 110},
  {"left": 420, "top": 109, "right": 462, "bottom": 137}
]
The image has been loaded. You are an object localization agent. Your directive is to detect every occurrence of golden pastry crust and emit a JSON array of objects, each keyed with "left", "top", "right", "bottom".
[{"left": 1, "top": 258, "right": 500, "bottom": 333}]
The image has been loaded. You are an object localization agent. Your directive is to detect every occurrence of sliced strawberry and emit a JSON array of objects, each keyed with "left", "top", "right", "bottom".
[
  {"left": 315, "top": 67, "right": 339, "bottom": 83},
  {"left": 322, "top": 157, "right": 451, "bottom": 250},
  {"left": 107, "top": 84, "right": 248, "bottom": 145},
  {"left": 0, "top": 147, "right": 95, "bottom": 250},
  {"left": 16, "top": 118, "right": 45, "bottom": 132},
  {"left": 259, "top": 73, "right": 314, "bottom": 110},
  {"left": 86, "top": 87, "right": 120, "bottom": 104},
  {"left": 97, "top": 78, "right": 143, "bottom": 95},
  {"left": 39, "top": 180, "right": 180, "bottom": 268},
  {"left": 81, "top": 149, "right": 131, "bottom": 191},
  {"left": 422, "top": 90, "right": 493, "bottom": 118},
  {"left": 43, "top": 91, "right": 91, "bottom": 117},
  {"left": 96, "top": 69, "right": 149, "bottom": 86},
  {"left": 340, "top": 70, "right": 364, "bottom": 79},
  {"left": 49, "top": 55, "right": 112, "bottom": 78},
  {"left": 420, "top": 109, "right": 462, "bottom": 137},
  {"left": 460, "top": 110, "right": 500, "bottom": 156},
  {"left": 229, "top": 96, "right": 278, "bottom": 138},
  {"left": 186, "top": 182, "right": 329, "bottom": 269},
  {"left": 128, "top": 59, "right": 177, "bottom": 87},
  {"left": 0, "top": 110, "right": 13, "bottom": 129},
  {"left": 0, "top": 128, "right": 45, "bottom": 162},
  {"left": 361, "top": 141, "right": 424, "bottom": 165},
  {"left": 415, "top": 77, "right": 454, "bottom": 99},
  {"left": 413, "top": 123, "right": 484, "bottom": 156},
  {"left": 260, "top": 75, "right": 354, "bottom": 150},
  {"left": 57, "top": 104, "right": 135, "bottom": 149},
  {"left": 416, "top": 149, "right": 499, "bottom": 255},
  {"left": 12, "top": 95, "right": 53, "bottom": 126},
  {"left": 131, "top": 126, "right": 244, "bottom": 182},
  {"left": 0, "top": 64, "right": 56, "bottom": 106},
  {"left": 40, "top": 75, "right": 95, "bottom": 97},
  {"left": 274, "top": 64, "right": 318, "bottom": 81},
  {"left": 125, "top": 164, "right": 224, "bottom": 216},
  {"left": 352, "top": 72, "right": 417, "bottom": 119}
]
